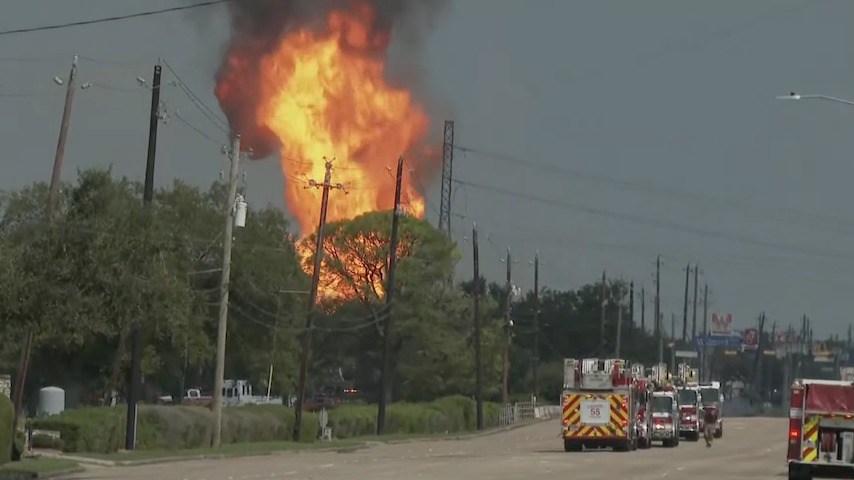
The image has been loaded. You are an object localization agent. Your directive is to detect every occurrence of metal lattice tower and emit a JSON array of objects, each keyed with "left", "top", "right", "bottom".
[{"left": 438, "top": 120, "right": 454, "bottom": 235}]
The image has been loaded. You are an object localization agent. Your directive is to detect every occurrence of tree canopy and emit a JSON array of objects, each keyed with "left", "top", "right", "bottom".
[{"left": 0, "top": 167, "right": 773, "bottom": 410}]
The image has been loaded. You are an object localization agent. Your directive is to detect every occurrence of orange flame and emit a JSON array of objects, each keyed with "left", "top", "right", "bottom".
[
  {"left": 239, "top": 2, "right": 431, "bottom": 298},
  {"left": 255, "top": 4, "right": 428, "bottom": 234}
]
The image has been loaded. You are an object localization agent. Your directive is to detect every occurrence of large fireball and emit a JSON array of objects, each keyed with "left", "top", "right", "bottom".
[
  {"left": 216, "top": 1, "right": 432, "bottom": 297},
  {"left": 255, "top": 5, "right": 427, "bottom": 232}
]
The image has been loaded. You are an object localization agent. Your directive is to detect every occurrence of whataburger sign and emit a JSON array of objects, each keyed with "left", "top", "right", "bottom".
[{"left": 711, "top": 313, "right": 732, "bottom": 335}]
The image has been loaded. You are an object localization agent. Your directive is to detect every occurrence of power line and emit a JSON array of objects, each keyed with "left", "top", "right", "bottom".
[
  {"left": 161, "top": 59, "right": 229, "bottom": 133},
  {"left": 452, "top": 177, "right": 854, "bottom": 263},
  {"left": 0, "top": 1, "right": 232, "bottom": 36},
  {"left": 454, "top": 144, "right": 854, "bottom": 233},
  {"left": 451, "top": 220, "right": 854, "bottom": 287},
  {"left": 159, "top": 100, "right": 228, "bottom": 145}
]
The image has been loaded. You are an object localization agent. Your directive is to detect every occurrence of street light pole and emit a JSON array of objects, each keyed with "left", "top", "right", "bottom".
[{"left": 776, "top": 92, "right": 854, "bottom": 106}]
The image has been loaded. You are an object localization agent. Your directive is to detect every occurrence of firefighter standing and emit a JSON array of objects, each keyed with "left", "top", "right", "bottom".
[{"left": 703, "top": 407, "right": 718, "bottom": 447}]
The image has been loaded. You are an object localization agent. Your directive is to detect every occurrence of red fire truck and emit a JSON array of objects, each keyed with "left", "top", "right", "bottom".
[
  {"left": 787, "top": 378, "right": 854, "bottom": 479},
  {"left": 561, "top": 358, "right": 640, "bottom": 452},
  {"left": 632, "top": 363, "right": 654, "bottom": 450}
]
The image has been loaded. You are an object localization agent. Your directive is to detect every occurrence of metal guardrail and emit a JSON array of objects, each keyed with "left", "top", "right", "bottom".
[{"left": 497, "top": 401, "right": 539, "bottom": 427}]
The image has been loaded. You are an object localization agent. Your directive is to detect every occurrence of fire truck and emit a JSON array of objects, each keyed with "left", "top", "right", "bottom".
[
  {"left": 561, "top": 358, "right": 640, "bottom": 452},
  {"left": 675, "top": 364, "right": 702, "bottom": 441},
  {"left": 699, "top": 380, "right": 724, "bottom": 438},
  {"left": 649, "top": 388, "right": 681, "bottom": 447},
  {"left": 632, "top": 363, "right": 653, "bottom": 449},
  {"left": 787, "top": 376, "right": 854, "bottom": 480}
]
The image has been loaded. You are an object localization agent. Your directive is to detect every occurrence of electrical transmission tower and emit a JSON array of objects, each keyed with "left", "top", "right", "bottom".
[{"left": 438, "top": 120, "right": 454, "bottom": 235}]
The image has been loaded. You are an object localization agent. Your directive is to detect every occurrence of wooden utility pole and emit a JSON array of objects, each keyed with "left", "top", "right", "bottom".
[
  {"left": 629, "top": 282, "right": 634, "bottom": 327},
  {"left": 502, "top": 247, "right": 512, "bottom": 405},
  {"left": 377, "top": 156, "right": 405, "bottom": 435},
  {"left": 798, "top": 314, "right": 807, "bottom": 379},
  {"left": 701, "top": 284, "right": 708, "bottom": 381},
  {"left": 751, "top": 312, "right": 766, "bottom": 400},
  {"left": 848, "top": 324, "right": 852, "bottom": 368},
  {"left": 46, "top": 54, "right": 79, "bottom": 217},
  {"left": 682, "top": 263, "right": 690, "bottom": 343},
  {"left": 211, "top": 132, "right": 242, "bottom": 448},
  {"left": 472, "top": 223, "right": 483, "bottom": 429},
  {"left": 599, "top": 270, "right": 607, "bottom": 355},
  {"left": 766, "top": 321, "right": 777, "bottom": 397},
  {"left": 126, "top": 60, "right": 162, "bottom": 451},
  {"left": 12, "top": 55, "right": 80, "bottom": 449},
  {"left": 532, "top": 252, "right": 540, "bottom": 400},
  {"left": 615, "top": 285, "right": 624, "bottom": 358},
  {"left": 655, "top": 256, "right": 662, "bottom": 364},
  {"left": 691, "top": 265, "right": 699, "bottom": 343},
  {"left": 671, "top": 313, "right": 677, "bottom": 373},
  {"left": 640, "top": 287, "right": 645, "bottom": 332},
  {"left": 293, "top": 161, "right": 342, "bottom": 442}
]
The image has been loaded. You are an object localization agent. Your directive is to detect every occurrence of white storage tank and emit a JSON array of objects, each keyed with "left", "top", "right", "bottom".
[{"left": 38, "top": 387, "right": 65, "bottom": 417}]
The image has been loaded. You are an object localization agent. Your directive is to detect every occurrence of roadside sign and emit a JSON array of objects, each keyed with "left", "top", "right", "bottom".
[
  {"left": 675, "top": 350, "right": 698, "bottom": 358},
  {"left": 694, "top": 334, "right": 741, "bottom": 349},
  {"left": 742, "top": 328, "right": 759, "bottom": 350},
  {"left": 711, "top": 313, "right": 733, "bottom": 335}
]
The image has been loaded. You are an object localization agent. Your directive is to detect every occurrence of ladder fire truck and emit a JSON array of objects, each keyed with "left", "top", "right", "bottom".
[
  {"left": 787, "top": 375, "right": 854, "bottom": 480},
  {"left": 632, "top": 363, "right": 653, "bottom": 449},
  {"left": 646, "top": 363, "right": 682, "bottom": 447},
  {"left": 675, "top": 364, "right": 702, "bottom": 441},
  {"left": 561, "top": 358, "right": 640, "bottom": 452}
]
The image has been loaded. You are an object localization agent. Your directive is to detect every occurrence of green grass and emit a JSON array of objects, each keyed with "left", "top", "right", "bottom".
[
  {"left": 74, "top": 429, "right": 488, "bottom": 465},
  {"left": 0, "top": 457, "right": 81, "bottom": 476},
  {"left": 77, "top": 438, "right": 367, "bottom": 462}
]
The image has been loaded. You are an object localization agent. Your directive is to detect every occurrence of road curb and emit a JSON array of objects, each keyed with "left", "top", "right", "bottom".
[{"left": 38, "top": 466, "right": 85, "bottom": 479}]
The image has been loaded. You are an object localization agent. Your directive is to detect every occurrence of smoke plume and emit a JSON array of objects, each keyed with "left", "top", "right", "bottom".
[{"left": 214, "top": 0, "right": 449, "bottom": 159}]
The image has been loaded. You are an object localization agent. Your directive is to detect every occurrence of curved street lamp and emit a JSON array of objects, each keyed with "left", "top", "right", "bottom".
[{"left": 776, "top": 92, "right": 854, "bottom": 106}]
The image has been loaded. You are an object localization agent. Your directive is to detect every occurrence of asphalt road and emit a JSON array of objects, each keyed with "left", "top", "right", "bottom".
[{"left": 71, "top": 417, "right": 786, "bottom": 480}]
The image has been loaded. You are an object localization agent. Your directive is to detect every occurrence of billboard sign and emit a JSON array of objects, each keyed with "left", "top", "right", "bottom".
[
  {"left": 775, "top": 332, "right": 799, "bottom": 345},
  {"left": 742, "top": 328, "right": 759, "bottom": 350},
  {"left": 711, "top": 313, "right": 733, "bottom": 335}
]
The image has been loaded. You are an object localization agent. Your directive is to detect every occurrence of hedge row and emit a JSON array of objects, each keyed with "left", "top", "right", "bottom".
[
  {"left": 0, "top": 394, "right": 13, "bottom": 465},
  {"left": 31, "top": 395, "right": 502, "bottom": 454}
]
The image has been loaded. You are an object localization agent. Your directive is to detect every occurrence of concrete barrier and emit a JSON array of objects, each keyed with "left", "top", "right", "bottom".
[{"left": 534, "top": 405, "right": 561, "bottom": 419}]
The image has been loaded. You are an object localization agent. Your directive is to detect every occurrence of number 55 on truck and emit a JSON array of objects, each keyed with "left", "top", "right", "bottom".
[{"left": 561, "top": 358, "right": 640, "bottom": 452}]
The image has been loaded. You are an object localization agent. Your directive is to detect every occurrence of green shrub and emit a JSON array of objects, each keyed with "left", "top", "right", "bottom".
[
  {"left": 29, "top": 396, "right": 507, "bottom": 453},
  {"left": 0, "top": 394, "right": 13, "bottom": 465},
  {"left": 327, "top": 396, "right": 503, "bottom": 439},
  {"left": 30, "top": 433, "right": 64, "bottom": 451},
  {"left": 31, "top": 405, "right": 318, "bottom": 453},
  {"left": 30, "top": 407, "right": 124, "bottom": 453}
]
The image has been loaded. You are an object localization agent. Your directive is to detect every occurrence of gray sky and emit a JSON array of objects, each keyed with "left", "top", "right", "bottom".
[{"left": 2, "top": 0, "right": 854, "bottom": 338}]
